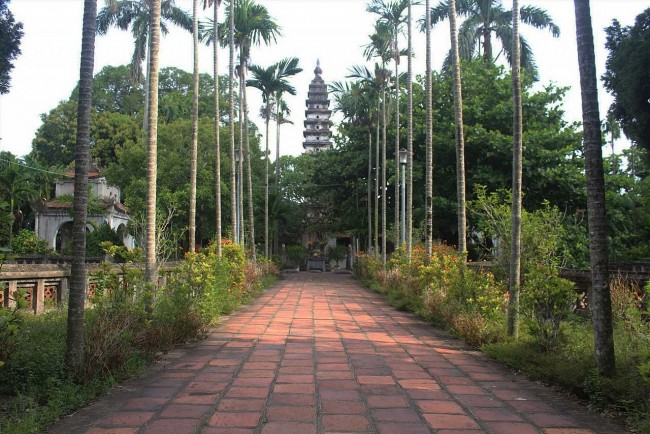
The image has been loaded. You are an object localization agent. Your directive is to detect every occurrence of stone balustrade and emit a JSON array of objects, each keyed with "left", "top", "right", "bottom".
[{"left": 0, "top": 262, "right": 176, "bottom": 314}]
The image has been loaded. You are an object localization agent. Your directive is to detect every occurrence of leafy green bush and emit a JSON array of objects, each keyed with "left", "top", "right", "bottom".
[
  {"left": 328, "top": 244, "right": 348, "bottom": 267},
  {"left": 0, "top": 240, "right": 277, "bottom": 433},
  {"left": 86, "top": 223, "right": 123, "bottom": 256},
  {"left": 10, "top": 229, "right": 53, "bottom": 255},
  {"left": 521, "top": 265, "right": 575, "bottom": 351},
  {"left": 285, "top": 244, "right": 306, "bottom": 269}
]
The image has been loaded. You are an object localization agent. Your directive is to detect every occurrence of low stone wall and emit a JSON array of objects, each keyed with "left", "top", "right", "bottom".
[{"left": 0, "top": 262, "right": 176, "bottom": 314}]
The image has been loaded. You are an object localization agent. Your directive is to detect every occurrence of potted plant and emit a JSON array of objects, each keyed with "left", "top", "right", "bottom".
[{"left": 285, "top": 245, "right": 306, "bottom": 272}]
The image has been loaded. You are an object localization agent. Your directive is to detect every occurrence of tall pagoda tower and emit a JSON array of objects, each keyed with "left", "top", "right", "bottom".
[{"left": 302, "top": 60, "right": 332, "bottom": 153}]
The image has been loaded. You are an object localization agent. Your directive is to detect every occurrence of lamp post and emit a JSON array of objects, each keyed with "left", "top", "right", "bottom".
[
  {"left": 234, "top": 148, "right": 241, "bottom": 245},
  {"left": 399, "top": 148, "right": 407, "bottom": 246}
]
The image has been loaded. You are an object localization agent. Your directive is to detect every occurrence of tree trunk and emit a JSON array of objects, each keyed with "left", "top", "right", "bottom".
[
  {"left": 381, "top": 81, "right": 387, "bottom": 266},
  {"left": 238, "top": 70, "right": 245, "bottom": 246},
  {"left": 574, "top": 0, "right": 615, "bottom": 376},
  {"left": 508, "top": 0, "right": 523, "bottom": 338},
  {"left": 407, "top": 0, "right": 413, "bottom": 257},
  {"left": 189, "top": 0, "right": 199, "bottom": 253},
  {"left": 145, "top": 0, "right": 162, "bottom": 285},
  {"left": 425, "top": 0, "right": 433, "bottom": 257},
  {"left": 449, "top": 0, "right": 467, "bottom": 256},
  {"left": 274, "top": 102, "right": 281, "bottom": 256},
  {"left": 368, "top": 131, "right": 372, "bottom": 251},
  {"left": 264, "top": 110, "right": 270, "bottom": 259},
  {"left": 243, "top": 74, "right": 256, "bottom": 263},
  {"left": 66, "top": 0, "right": 97, "bottom": 378},
  {"left": 394, "top": 39, "right": 401, "bottom": 247},
  {"left": 214, "top": 0, "right": 222, "bottom": 256},
  {"left": 229, "top": 0, "right": 236, "bottom": 244},
  {"left": 374, "top": 98, "right": 380, "bottom": 256}
]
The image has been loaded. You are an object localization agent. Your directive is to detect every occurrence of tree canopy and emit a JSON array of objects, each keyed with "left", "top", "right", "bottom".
[
  {"left": 0, "top": 0, "right": 23, "bottom": 94},
  {"left": 603, "top": 8, "right": 650, "bottom": 158}
]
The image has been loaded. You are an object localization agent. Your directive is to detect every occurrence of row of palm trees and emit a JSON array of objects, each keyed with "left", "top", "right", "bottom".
[
  {"left": 332, "top": 0, "right": 614, "bottom": 376},
  {"left": 67, "top": 0, "right": 615, "bottom": 378}
]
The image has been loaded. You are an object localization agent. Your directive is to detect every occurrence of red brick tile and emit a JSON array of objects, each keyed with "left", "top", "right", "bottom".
[
  {"left": 85, "top": 429, "right": 139, "bottom": 434},
  {"left": 484, "top": 422, "right": 540, "bottom": 434},
  {"left": 322, "top": 414, "right": 371, "bottom": 431},
  {"left": 160, "top": 404, "right": 213, "bottom": 418},
  {"left": 225, "top": 387, "right": 270, "bottom": 399},
  {"left": 371, "top": 408, "right": 421, "bottom": 423},
  {"left": 366, "top": 395, "right": 409, "bottom": 408},
  {"left": 265, "top": 405, "right": 316, "bottom": 421},
  {"left": 445, "top": 385, "right": 488, "bottom": 395},
  {"left": 120, "top": 397, "right": 167, "bottom": 411},
  {"left": 423, "top": 413, "right": 480, "bottom": 430},
  {"left": 260, "top": 421, "right": 316, "bottom": 434},
  {"left": 142, "top": 419, "right": 201, "bottom": 433},
  {"left": 209, "top": 412, "right": 260, "bottom": 428},
  {"left": 100, "top": 411, "right": 155, "bottom": 426},
  {"left": 527, "top": 413, "right": 580, "bottom": 428},
  {"left": 472, "top": 407, "right": 525, "bottom": 422},
  {"left": 377, "top": 422, "right": 437, "bottom": 434},
  {"left": 320, "top": 400, "right": 366, "bottom": 414},
  {"left": 357, "top": 375, "right": 396, "bottom": 385},
  {"left": 268, "top": 393, "right": 316, "bottom": 406},
  {"left": 218, "top": 399, "right": 266, "bottom": 411},
  {"left": 417, "top": 400, "right": 466, "bottom": 414},
  {"left": 173, "top": 392, "right": 220, "bottom": 405},
  {"left": 272, "top": 383, "right": 315, "bottom": 394}
]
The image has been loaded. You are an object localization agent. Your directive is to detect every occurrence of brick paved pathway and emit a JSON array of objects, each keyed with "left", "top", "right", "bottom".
[{"left": 49, "top": 272, "right": 628, "bottom": 434}]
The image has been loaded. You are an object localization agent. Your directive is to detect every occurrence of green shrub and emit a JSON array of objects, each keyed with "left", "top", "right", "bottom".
[
  {"left": 285, "top": 244, "right": 306, "bottom": 269},
  {"left": 86, "top": 223, "right": 123, "bottom": 256},
  {"left": 328, "top": 245, "right": 348, "bottom": 267},
  {"left": 10, "top": 229, "right": 53, "bottom": 255},
  {"left": 521, "top": 265, "right": 575, "bottom": 351}
]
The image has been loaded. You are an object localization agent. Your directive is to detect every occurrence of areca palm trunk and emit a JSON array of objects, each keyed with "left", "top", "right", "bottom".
[
  {"left": 394, "top": 44, "right": 400, "bottom": 247},
  {"left": 265, "top": 110, "right": 270, "bottom": 258},
  {"left": 145, "top": 0, "right": 162, "bottom": 285},
  {"left": 574, "top": 0, "right": 615, "bottom": 376},
  {"left": 425, "top": 0, "right": 433, "bottom": 257},
  {"left": 213, "top": 0, "right": 222, "bottom": 256},
  {"left": 368, "top": 131, "right": 372, "bottom": 251},
  {"left": 243, "top": 72, "right": 256, "bottom": 263},
  {"left": 449, "top": 0, "right": 467, "bottom": 255},
  {"left": 508, "top": 0, "right": 523, "bottom": 337},
  {"left": 229, "top": 0, "right": 236, "bottom": 244},
  {"left": 238, "top": 71, "right": 245, "bottom": 245},
  {"left": 381, "top": 84, "right": 387, "bottom": 266},
  {"left": 189, "top": 0, "right": 199, "bottom": 252},
  {"left": 406, "top": 0, "right": 413, "bottom": 257},
  {"left": 66, "top": 0, "right": 97, "bottom": 376},
  {"left": 374, "top": 98, "right": 380, "bottom": 256}
]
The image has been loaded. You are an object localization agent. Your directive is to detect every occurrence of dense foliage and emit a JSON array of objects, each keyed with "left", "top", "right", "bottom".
[
  {"left": 0, "top": 242, "right": 278, "bottom": 433},
  {"left": 603, "top": 8, "right": 650, "bottom": 160},
  {"left": 0, "top": 0, "right": 22, "bottom": 94}
]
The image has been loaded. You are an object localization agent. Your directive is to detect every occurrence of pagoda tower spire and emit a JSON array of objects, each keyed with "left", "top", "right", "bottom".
[{"left": 302, "top": 60, "right": 332, "bottom": 153}]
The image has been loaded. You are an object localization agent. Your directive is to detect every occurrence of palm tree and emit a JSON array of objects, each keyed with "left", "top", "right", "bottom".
[
  {"left": 364, "top": 21, "right": 393, "bottom": 265},
  {"left": 96, "top": 0, "right": 192, "bottom": 137},
  {"left": 508, "top": 0, "right": 523, "bottom": 338},
  {"left": 66, "top": 0, "right": 97, "bottom": 377},
  {"left": 188, "top": 0, "right": 199, "bottom": 253},
  {"left": 573, "top": 0, "right": 615, "bottom": 377},
  {"left": 449, "top": 0, "right": 467, "bottom": 255},
  {"left": 0, "top": 155, "right": 36, "bottom": 248},
  {"left": 331, "top": 79, "right": 376, "bottom": 251},
  {"left": 426, "top": 0, "right": 559, "bottom": 79},
  {"left": 406, "top": 0, "right": 414, "bottom": 257},
  {"left": 145, "top": 0, "right": 162, "bottom": 285},
  {"left": 367, "top": 0, "right": 410, "bottom": 246},
  {"left": 225, "top": 0, "right": 280, "bottom": 262},
  {"left": 425, "top": 0, "right": 433, "bottom": 257},
  {"left": 203, "top": 0, "right": 222, "bottom": 256},
  {"left": 272, "top": 97, "right": 292, "bottom": 255},
  {"left": 248, "top": 57, "right": 302, "bottom": 258}
]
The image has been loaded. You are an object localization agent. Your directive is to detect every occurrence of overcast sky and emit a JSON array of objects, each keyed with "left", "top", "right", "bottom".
[{"left": 0, "top": 0, "right": 646, "bottom": 160}]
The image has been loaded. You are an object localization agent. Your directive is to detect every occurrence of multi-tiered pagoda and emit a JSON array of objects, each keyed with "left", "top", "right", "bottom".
[{"left": 302, "top": 60, "right": 332, "bottom": 154}]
